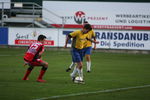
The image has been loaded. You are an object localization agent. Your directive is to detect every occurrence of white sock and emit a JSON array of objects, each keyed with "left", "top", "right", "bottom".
[
  {"left": 86, "top": 61, "right": 91, "bottom": 71},
  {"left": 69, "top": 62, "right": 76, "bottom": 69},
  {"left": 77, "top": 68, "right": 83, "bottom": 79},
  {"left": 70, "top": 66, "right": 77, "bottom": 77}
]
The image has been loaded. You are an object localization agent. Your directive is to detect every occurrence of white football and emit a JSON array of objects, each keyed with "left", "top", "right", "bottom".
[{"left": 74, "top": 76, "right": 83, "bottom": 83}]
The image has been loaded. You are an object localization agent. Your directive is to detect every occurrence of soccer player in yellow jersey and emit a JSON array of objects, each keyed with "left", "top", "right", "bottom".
[
  {"left": 66, "top": 21, "right": 96, "bottom": 73},
  {"left": 83, "top": 28, "right": 96, "bottom": 72},
  {"left": 64, "top": 24, "right": 92, "bottom": 83}
]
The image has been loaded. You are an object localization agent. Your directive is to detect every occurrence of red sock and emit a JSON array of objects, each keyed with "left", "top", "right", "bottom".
[
  {"left": 37, "top": 70, "right": 46, "bottom": 80},
  {"left": 22, "top": 70, "right": 32, "bottom": 80}
]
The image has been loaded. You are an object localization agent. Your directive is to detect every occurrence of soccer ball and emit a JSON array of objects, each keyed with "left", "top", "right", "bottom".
[{"left": 74, "top": 76, "right": 83, "bottom": 83}]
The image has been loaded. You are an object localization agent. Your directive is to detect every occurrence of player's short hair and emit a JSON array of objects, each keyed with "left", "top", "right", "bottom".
[
  {"left": 83, "top": 24, "right": 92, "bottom": 31},
  {"left": 84, "top": 21, "right": 88, "bottom": 24},
  {"left": 38, "top": 35, "right": 46, "bottom": 41}
]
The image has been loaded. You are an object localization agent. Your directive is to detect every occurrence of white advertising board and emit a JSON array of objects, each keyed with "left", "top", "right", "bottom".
[
  {"left": 8, "top": 28, "right": 150, "bottom": 50},
  {"left": 62, "top": 29, "right": 150, "bottom": 50},
  {"left": 95, "top": 30, "right": 150, "bottom": 50},
  {"left": 43, "top": 1, "right": 150, "bottom": 30},
  {"left": 8, "top": 28, "right": 59, "bottom": 47}
]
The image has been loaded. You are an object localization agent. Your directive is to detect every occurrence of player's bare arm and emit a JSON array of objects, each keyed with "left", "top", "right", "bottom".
[
  {"left": 86, "top": 38, "right": 99, "bottom": 44},
  {"left": 64, "top": 35, "right": 72, "bottom": 48}
]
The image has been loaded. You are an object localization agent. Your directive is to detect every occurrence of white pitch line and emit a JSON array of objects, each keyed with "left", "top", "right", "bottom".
[
  {"left": 33, "top": 84, "right": 150, "bottom": 100},
  {"left": 0, "top": 55, "right": 12, "bottom": 56},
  {"left": 0, "top": 54, "right": 23, "bottom": 56}
]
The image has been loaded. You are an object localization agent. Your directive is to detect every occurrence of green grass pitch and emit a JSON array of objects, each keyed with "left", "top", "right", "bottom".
[{"left": 0, "top": 48, "right": 150, "bottom": 100}]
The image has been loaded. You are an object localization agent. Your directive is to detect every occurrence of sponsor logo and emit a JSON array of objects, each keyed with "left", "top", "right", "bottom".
[
  {"left": 95, "top": 32, "right": 150, "bottom": 41},
  {"left": 62, "top": 11, "right": 108, "bottom": 24},
  {"left": 15, "top": 40, "right": 54, "bottom": 46},
  {"left": 14, "top": 30, "right": 54, "bottom": 46},
  {"left": 74, "top": 11, "right": 86, "bottom": 24}
]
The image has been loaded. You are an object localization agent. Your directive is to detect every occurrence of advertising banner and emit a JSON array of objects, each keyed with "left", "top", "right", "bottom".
[
  {"left": 95, "top": 30, "right": 150, "bottom": 50},
  {"left": 9, "top": 28, "right": 59, "bottom": 47},
  {"left": 8, "top": 28, "right": 150, "bottom": 50},
  {"left": 62, "top": 29, "right": 150, "bottom": 50},
  {"left": 43, "top": 1, "right": 150, "bottom": 30}
]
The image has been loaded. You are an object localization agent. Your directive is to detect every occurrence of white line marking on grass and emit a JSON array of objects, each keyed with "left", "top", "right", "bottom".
[
  {"left": 0, "top": 55, "right": 12, "bottom": 56},
  {"left": 0, "top": 54, "right": 23, "bottom": 56},
  {"left": 33, "top": 84, "right": 150, "bottom": 100}
]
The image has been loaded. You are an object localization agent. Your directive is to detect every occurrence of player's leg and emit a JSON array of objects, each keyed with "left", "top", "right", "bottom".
[
  {"left": 37, "top": 60, "right": 48, "bottom": 82},
  {"left": 75, "top": 49, "right": 84, "bottom": 81},
  {"left": 70, "top": 62, "right": 83, "bottom": 82},
  {"left": 76, "top": 61, "right": 83, "bottom": 80},
  {"left": 66, "top": 62, "right": 76, "bottom": 72},
  {"left": 22, "top": 63, "right": 34, "bottom": 80},
  {"left": 85, "top": 47, "right": 92, "bottom": 72},
  {"left": 85, "top": 54, "right": 91, "bottom": 72},
  {"left": 71, "top": 48, "right": 83, "bottom": 81},
  {"left": 70, "top": 65, "right": 77, "bottom": 81},
  {"left": 66, "top": 48, "right": 76, "bottom": 72}
]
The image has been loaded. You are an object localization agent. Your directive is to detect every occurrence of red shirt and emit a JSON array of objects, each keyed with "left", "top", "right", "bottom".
[{"left": 24, "top": 41, "right": 44, "bottom": 62}]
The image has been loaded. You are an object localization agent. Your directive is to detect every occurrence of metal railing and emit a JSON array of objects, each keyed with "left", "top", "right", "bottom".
[{"left": 0, "top": 2, "right": 64, "bottom": 28}]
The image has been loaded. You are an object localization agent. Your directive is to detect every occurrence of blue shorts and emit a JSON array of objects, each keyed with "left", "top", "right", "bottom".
[
  {"left": 83, "top": 46, "right": 92, "bottom": 56},
  {"left": 72, "top": 48, "right": 84, "bottom": 63}
]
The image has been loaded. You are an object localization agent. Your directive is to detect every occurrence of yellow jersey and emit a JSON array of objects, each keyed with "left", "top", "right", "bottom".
[
  {"left": 84, "top": 29, "right": 95, "bottom": 48},
  {"left": 70, "top": 30, "right": 89, "bottom": 49}
]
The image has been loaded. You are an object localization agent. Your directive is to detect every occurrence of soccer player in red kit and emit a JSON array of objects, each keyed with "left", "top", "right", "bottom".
[{"left": 22, "top": 35, "right": 48, "bottom": 83}]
